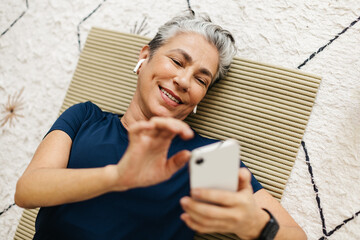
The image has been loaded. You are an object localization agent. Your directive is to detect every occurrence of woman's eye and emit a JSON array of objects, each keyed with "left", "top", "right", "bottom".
[
  {"left": 196, "top": 77, "right": 207, "bottom": 86},
  {"left": 171, "top": 58, "right": 182, "bottom": 67}
]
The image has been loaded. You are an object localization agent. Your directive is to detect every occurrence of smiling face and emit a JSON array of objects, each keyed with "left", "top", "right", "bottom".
[{"left": 133, "top": 32, "right": 219, "bottom": 120}]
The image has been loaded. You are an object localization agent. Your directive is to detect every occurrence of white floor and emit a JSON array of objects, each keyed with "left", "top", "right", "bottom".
[{"left": 1, "top": 1, "right": 359, "bottom": 239}]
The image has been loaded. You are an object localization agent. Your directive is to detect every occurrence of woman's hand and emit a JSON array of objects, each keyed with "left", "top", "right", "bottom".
[
  {"left": 112, "top": 117, "right": 194, "bottom": 191},
  {"left": 180, "top": 168, "right": 268, "bottom": 240}
]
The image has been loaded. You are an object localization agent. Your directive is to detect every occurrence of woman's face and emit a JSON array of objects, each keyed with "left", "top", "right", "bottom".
[{"left": 135, "top": 32, "right": 219, "bottom": 120}]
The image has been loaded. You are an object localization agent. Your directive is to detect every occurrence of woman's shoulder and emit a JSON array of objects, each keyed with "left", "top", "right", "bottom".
[
  {"left": 73, "top": 101, "right": 102, "bottom": 112},
  {"left": 56, "top": 101, "right": 109, "bottom": 128},
  {"left": 67, "top": 101, "right": 105, "bottom": 117}
]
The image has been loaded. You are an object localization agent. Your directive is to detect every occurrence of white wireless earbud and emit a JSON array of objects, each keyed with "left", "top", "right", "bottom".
[
  {"left": 133, "top": 59, "right": 146, "bottom": 73},
  {"left": 193, "top": 105, "right": 197, "bottom": 114}
]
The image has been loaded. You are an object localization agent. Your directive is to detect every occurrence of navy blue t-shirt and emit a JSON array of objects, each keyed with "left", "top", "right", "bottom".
[{"left": 34, "top": 101, "right": 262, "bottom": 240}]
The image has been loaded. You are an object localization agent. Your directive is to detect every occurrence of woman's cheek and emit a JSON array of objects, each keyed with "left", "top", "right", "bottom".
[
  {"left": 158, "top": 60, "right": 177, "bottom": 76},
  {"left": 191, "top": 85, "right": 207, "bottom": 103},
  {"left": 165, "top": 66, "right": 177, "bottom": 76}
]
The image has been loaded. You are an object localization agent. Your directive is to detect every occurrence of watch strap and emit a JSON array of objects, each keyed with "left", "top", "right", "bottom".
[{"left": 257, "top": 208, "right": 280, "bottom": 240}]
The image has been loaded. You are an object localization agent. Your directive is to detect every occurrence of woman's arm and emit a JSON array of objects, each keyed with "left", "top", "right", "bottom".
[
  {"left": 253, "top": 188, "right": 307, "bottom": 240},
  {"left": 14, "top": 130, "right": 119, "bottom": 208},
  {"left": 180, "top": 168, "right": 307, "bottom": 240},
  {"left": 15, "top": 117, "right": 194, "bottom": 209}
]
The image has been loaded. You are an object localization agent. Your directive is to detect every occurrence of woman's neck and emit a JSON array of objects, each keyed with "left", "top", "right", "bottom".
[{"left": 120, "top": 100, "right": 150, "bottom": 130}]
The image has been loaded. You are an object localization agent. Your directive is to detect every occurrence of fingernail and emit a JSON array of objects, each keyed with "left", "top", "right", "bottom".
[
  {"left": 186, "top": 128, "right": 194, "bottom": 136},
  {"left": 180, "top": 213, "right": 185, "bottom": 220},
  {"left": 191, "top": 189, "right": 200, "bottom": 197},
  {"left": 180, "top": 197, "right": 188, "bottom": 205}
]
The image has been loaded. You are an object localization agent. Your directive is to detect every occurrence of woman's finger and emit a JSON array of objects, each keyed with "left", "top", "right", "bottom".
[
  {"left": 189, "top": 169, "right": 253, "bottom": 207},
  {"left": 150, "top": 117, "right": 194, "bottom": 140},
  {"left": 180, "top": 211, "right": 231, "bottom": 234},
  {"left": 190, "top": 188, "right": 241, "bottom": 207},
  {"left": 237, "top": 167, "right": 253, "bottom": 192},
  {"left": 127, "top": 120, "right": 155, "bottom": 135},
  {"left": 181, "top": 213, "right": 212, "bottom": 234},
  {"left": 166, "top": 150, "right": 191, "bottom": 176},
  {"left": 180, "top": 197, "right": 233, "bottom": 225}
]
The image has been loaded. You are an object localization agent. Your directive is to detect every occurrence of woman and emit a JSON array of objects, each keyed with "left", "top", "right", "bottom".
[{"left": 15, "top": 12, "right": 306, "bottom": 240}]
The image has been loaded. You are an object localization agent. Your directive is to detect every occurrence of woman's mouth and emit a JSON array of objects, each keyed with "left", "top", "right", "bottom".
[{"left": 159, "top": 86, "right": 182, "bottom": 106}]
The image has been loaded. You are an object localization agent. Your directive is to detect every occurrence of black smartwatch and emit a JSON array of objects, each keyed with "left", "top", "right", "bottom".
[{"left": 257, "top": 208, "right": 279, "bottom": 240}]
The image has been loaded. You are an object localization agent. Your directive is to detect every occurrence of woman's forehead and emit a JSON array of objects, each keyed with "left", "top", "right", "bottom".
[
  {"left": 163, "top": 32, "right": 214, "bottom": 49},
  {"left": 159, "top": 33, "right": 219, "bottom": 75}
]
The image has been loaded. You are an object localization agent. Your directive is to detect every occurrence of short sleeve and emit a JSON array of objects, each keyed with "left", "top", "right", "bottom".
[
  {"left": 45, "top": 101, "right": 92, "bottom": 140},
  {"left": 240, "top": 161, "right": 263, "bottom": 193}
]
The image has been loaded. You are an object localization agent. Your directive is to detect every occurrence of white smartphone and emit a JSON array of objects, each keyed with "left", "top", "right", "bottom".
[{"left": 189, "top": 139, "right": 240, "bottom": 192}]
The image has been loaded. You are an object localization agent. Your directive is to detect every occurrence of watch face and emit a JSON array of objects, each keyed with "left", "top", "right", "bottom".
[
  {"left": 267, "top": 218, "right": 280, "bottom": 238},
  {"left": 259, "top": 209, "right": 280, "bottom": 240}
]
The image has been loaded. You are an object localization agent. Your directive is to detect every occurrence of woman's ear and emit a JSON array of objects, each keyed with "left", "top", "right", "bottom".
[
  {"left": 139, "top": 45, "right": 150, "bottom": 60},
  {"left": 133, "top": 46, "right": 150, "bottom": 74}
]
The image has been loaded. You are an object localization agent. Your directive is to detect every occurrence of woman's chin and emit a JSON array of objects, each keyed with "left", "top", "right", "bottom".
[{"left": 153, "top": 107, "right": 189, "bottom": 120}]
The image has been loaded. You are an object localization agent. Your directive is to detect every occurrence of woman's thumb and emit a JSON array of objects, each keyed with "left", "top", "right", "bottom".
[
  {"left": 166, "top": 150, "right": 191, "bottom": 175},
  {"left": 237, "top": 167, "right": 252, "bottom": 192}
]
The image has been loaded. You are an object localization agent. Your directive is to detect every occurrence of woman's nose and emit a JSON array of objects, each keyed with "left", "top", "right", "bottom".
[{"left": 174, "top": 71, "right": 191, "bottom": 92}]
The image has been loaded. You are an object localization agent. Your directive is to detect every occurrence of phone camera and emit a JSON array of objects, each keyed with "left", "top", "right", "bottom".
[{"left": 195, "top": 158, "right": 204, "bottom": 165}]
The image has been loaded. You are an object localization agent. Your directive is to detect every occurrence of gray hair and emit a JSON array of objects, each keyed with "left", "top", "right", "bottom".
[{"left": 148, "top": 11, "right": 237, "bottom": 85}]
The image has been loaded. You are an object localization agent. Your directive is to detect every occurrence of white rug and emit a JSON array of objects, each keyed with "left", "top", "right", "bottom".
[{"left": 1, "top": 0, "right": 359, "bottom": 239}]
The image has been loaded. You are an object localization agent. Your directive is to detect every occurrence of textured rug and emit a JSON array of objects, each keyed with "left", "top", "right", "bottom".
[{"left": 1, "top": 1, "right": 359, "bottom": 239}]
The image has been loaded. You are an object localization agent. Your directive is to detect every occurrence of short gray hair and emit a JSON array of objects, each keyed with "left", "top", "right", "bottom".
[{"left": 148, "top": 11, "right": 237, "bottom": 84}]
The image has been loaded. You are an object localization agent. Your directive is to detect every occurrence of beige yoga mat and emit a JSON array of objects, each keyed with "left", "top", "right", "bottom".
[{"left": 14, "top": 27, "right": 321, "bottom": 240}]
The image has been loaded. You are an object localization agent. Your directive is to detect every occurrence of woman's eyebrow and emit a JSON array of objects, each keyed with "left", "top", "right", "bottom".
[
  {"left": 169, "top": 49, "right": 193, "bottom": 63},
  {"left": 199, "top": 68, "right": 213, "bottom": 80},
  {"left": 169, "top": 49, "right": 213, "bottom": 79}
]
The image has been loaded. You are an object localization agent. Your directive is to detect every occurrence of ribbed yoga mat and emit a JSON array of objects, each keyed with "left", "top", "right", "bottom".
[{"left": 14, "top": 27, "right": 321, "bottom": 240}]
